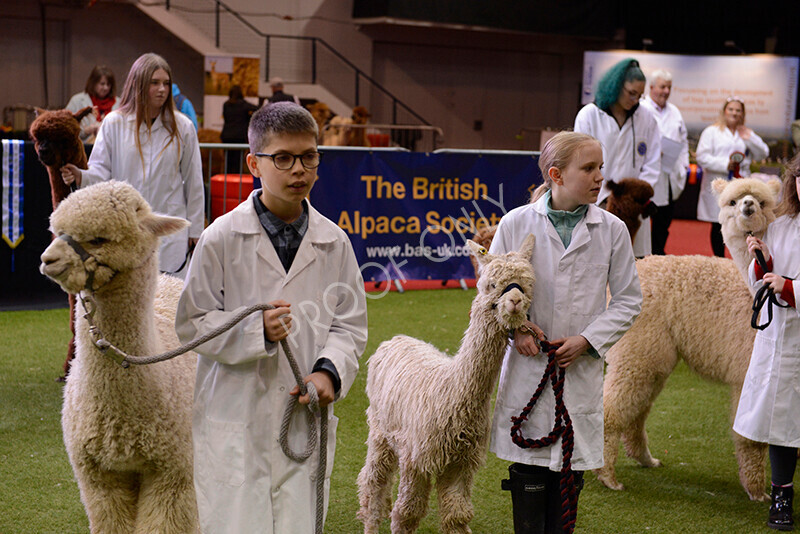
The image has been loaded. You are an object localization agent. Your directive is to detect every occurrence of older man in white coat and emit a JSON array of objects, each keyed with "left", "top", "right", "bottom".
[{"left": 640, "top": 69, "right": 690, "bottom": 255}]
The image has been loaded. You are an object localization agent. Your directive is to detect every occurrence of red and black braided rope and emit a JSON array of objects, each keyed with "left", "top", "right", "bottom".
[{"left": 509, "top": 340, "right": 577, "bottom": 534}]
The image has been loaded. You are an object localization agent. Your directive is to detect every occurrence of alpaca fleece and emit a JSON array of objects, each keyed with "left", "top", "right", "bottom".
[
  {"left": 29, "top": 107, "right": 93, "bottom": 377},
  {"left": 358, "top": 236, "right": 535, "bottom": 534},
  {"left": 605, "top": 178, "right": 656, "bottom": 241},
  {"left": 599, "top": 177, "right": 782, "bottom": 501},
  {"left": 40, "top": 181, "right": 198, "bottom": 533}
]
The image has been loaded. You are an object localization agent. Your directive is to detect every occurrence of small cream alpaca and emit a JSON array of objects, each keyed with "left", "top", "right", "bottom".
[
  {"left": 358, "top": 235, "right": 535, "bottom": 534},
  {"left": 40, "top": 181, "right": 198, "bottom": 533},
  {"left": 598, "top": 177, "right": 781, "bottom": 501}
]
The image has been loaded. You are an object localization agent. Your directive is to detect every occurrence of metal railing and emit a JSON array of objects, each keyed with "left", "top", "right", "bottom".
[{"left": 163, "top": 0, "right": 429, "bottom": 127}]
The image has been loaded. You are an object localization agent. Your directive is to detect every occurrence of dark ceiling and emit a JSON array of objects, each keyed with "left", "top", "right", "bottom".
[{"left": 353, "top": 1, "right": 800, "bottom": 57}]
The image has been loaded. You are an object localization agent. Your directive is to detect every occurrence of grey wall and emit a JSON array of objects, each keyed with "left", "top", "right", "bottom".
[
  {"left": 362, "top": 25, "right": 616, "bottom": 149},
  {"left": 0, "top": 1, "right": 203, "bottom": 123}
]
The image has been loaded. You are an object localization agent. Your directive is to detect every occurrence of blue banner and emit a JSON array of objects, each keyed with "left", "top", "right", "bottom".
[{"left": 312, "top": 149, "right": 541, "bottom": 282}]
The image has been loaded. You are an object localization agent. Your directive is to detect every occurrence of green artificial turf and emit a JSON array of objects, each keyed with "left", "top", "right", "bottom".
[{"left": 0, "top": 290, "right": 781, "bottom": 532}]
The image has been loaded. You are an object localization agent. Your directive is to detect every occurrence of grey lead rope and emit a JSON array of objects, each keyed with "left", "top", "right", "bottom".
[{"left": 79, "top": 295, "right": 328, "bottom": 534}]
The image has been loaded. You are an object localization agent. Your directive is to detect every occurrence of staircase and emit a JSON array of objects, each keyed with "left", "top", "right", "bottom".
[{"left": 135, "top": 0, "right": 428, "bottom": 126}]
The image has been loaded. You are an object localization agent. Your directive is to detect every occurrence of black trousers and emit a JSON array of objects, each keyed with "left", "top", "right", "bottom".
[
  {"left": 651, "top": 201, "right": 674, "bottom": 255},
  {"left": 710, "top": 222, "right": 726, "bottom": 257}
]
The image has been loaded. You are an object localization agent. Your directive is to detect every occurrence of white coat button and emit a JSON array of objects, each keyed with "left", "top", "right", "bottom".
[{"left": 280, "top": 387, "right": 285, "bottom": 392}]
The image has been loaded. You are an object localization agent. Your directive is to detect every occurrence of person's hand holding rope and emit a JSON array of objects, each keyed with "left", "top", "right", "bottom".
[
  {"left": 747, "top": 234, "right": 770, "bottom": 264},
  {"left": 548, "top": 335, "right": 591, "bottom": 369},
  {"left": 263, "top": 300, "right": 292, "bottom": 342},
  {"left": 513, "top": 320, "right": 545, "bottom": 357},
  {"left": 292, "top": 372, "right": 335, "bottom": 408}
]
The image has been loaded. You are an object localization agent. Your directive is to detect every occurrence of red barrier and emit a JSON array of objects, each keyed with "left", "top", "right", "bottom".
[{"left": 210, "top": 174, "right": 254, "bottom": 219}]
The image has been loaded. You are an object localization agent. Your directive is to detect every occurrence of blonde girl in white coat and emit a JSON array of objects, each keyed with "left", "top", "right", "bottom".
[
  {"left": 490, "top": 132, "right": 641, "bottom": 533},
  {"left": 696, "top": 97, "right": 769, "bottom": 257},
  {"left": 734, "top": 156, "right": 800, "bottom": 531},
  {"left": 61, "top": 53, "right": 205, "bottom": 277}
]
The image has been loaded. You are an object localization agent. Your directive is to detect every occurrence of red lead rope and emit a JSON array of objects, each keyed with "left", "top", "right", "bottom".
[{"left": 509, "top": 340, "right": 577, "bottom": 534}]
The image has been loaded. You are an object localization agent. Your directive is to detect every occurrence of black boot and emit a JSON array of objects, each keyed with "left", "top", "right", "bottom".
[
  {"left": 502, "top": 463, "right": 548, "bottom": 534},
  {"left": 769, "top": 484, "right": 794, "bottom": 531}
]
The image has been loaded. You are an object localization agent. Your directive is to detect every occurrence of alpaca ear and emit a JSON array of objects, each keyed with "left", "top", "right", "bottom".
[
  {"left": 34, "top": 107, "right": 48, "bottom": 117},
  {"left": 73, "top": 106, "right": 93, "bottom": 122},
  {"left": 711, "top": 178, "right": 728, "bottom": 196},
  {"left": 140, "top": 212, "right": 190, "bottom": 237},
  {"left": 467, "top": 239, "right": 494, "bottom": 266},
  {"left": 766, "top": 178, "right": 782, "bottom": 200},
  {"left": 606, "top": 180, "right": 624, "bottom": 197},
  {"left": 517, "top": 233, "right": 535, "bottom": 259}
]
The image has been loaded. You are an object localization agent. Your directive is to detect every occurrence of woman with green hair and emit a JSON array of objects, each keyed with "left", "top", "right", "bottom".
[{"left": 574, "top": 58, "right": 661, "bottom": 257}]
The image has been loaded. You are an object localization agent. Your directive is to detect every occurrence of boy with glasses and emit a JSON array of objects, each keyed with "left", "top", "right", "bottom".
[{"left": 176, "top": 102, "right": 368, "bottom": 533}]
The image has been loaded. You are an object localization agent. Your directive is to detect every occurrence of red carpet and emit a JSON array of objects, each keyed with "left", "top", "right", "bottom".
[{"left": 663, "top": 218, "right": 731, "bottom": 259}]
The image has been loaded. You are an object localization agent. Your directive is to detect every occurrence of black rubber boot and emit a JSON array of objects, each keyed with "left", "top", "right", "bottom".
[
  {"left": 769, "top": 484, "right": 794, "bottom": 531},
  {"left": 545, "top": 470, "right": 584, "bottom": 533},
  {"left": 502, "top": 463, "right": 548, "bottom": 534}
]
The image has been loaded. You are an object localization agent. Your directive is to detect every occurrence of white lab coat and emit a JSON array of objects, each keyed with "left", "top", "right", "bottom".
[
  {"left": 81, "top": 110, "right": 205, "bottom": 275},
  {"left": 733, "top": 214, "right": 800, "bottom": 447},
  {"left": 639, "top": 96, "right": 690, "bottom": 205},
  {"left": 175, "top": 192, "right": 367, "bottom": 534},
  {"left": 574, "top": 102, "right": 661, "bottom": 256},
  {"left": 64, "top": 91, "right": 120, "bottom": 141},
  {"left": 695, "top": 124, "right": 769, "bottom": 223},
  {"left": 489, "top": 198, "right": 642, "bottom": 471}
]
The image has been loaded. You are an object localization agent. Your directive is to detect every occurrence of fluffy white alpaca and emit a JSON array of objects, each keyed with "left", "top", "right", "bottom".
[
  {"left": 357, "top": 235, "right": 536, "bottom": 534},
  {"left": 598, "top": 177, "right": 781, "bottom": 502},
  {"left": 712, "top": 177, "right": 782, "bottom": 284},
  {"left": 40, "top": 181, "right": 198, "bottom": 533}
]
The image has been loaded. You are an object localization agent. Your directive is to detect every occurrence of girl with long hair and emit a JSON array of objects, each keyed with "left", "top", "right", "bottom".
[
  {"left": 65, "top": 65, "right": 119, "bottom": 141},
  {"left": 61, "top": 53, "right": 204, "bottom": 277}
]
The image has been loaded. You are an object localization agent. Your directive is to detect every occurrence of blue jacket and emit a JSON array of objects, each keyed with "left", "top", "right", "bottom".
[{"left": 172, "top": 84, "right": 198, "bottom": 130}]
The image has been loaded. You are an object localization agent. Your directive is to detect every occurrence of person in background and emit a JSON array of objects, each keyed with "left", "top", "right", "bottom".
[
  {"left": 696, "top": 97, "right": 769, "bottom": 257},
  {"left": 268, "top": 77, "right": 300, "bottom": 105},
  {"left": 60, "top": 53, "right": 205, "bottom": 278},
  {"left": 65, "top": 65, "right": 119, "bottom": 142},
  {"left": 221, "top": 84, "right": 258, "bottom": 173},
  {"left": 574, "top": 58, "right": 661, "bottom": 257},
  {"left": 639, "top": 69, "right": 690, "bottom": 255},
  {"left": 172, "top": 83, "right": 198, "bottom": 130}
]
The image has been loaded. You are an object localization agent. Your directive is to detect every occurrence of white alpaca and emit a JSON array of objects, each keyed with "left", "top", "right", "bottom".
[
  {"left": 713, "top": 177, "right": 782, "bottom": 284},
  {"left": 40, "top": 181, "right": 198, "bottom": 533},
  {"left": 598, "top": 177, "right": 781, "bottom": 501},
  {"left": 357, "top": 235, "right": 536, "bottom": 534}
]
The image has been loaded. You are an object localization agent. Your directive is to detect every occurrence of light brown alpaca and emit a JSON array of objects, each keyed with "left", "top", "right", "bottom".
[
  {"left": 358, "top": 235, "right": 535, "bottom": 534},
  {"left": 599, "top": 177, "right": 781, "bottom": 501}
]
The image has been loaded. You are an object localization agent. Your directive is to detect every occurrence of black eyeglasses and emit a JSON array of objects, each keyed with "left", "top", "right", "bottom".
[{"left": 254, "top": 151, "right": 321, "bottom": 170}]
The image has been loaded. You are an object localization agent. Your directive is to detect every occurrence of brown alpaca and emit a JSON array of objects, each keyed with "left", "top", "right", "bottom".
[
  {"left": 29, "top": 107, "right": 92, "bottom": 380},
  {"left": 348, "top": 105, "right": 371, "bottom": 147},
  {"left": 605, "top": 178, "right": 656, "bottom": 242},
  {"left": 306, "top": 102, "right": 332, "bottom": 142}
]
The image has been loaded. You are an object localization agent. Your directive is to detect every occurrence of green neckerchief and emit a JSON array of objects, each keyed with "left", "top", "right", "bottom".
[
  {"left": 543, "top": 189, "right": 600, "bottom": 359},
  {"left": 544, "top": 189, "right": 588, "bottom": 249}
]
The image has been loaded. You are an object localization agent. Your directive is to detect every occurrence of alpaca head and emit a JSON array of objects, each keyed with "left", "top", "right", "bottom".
[
  {"left": 606, "top": 179, "right": 656, "bottom": 219},
  {"left": 40, "top": 181, "right": 189, "bottom": 294},
  {"left": 712, "top": 177, "right": 781, "bottom": 238},
  {"left": 467, "top": 234, "right": 535, "bottom": 331},
  {"left": 29, "top": 107, "right": 92, "bottom": 168}
]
